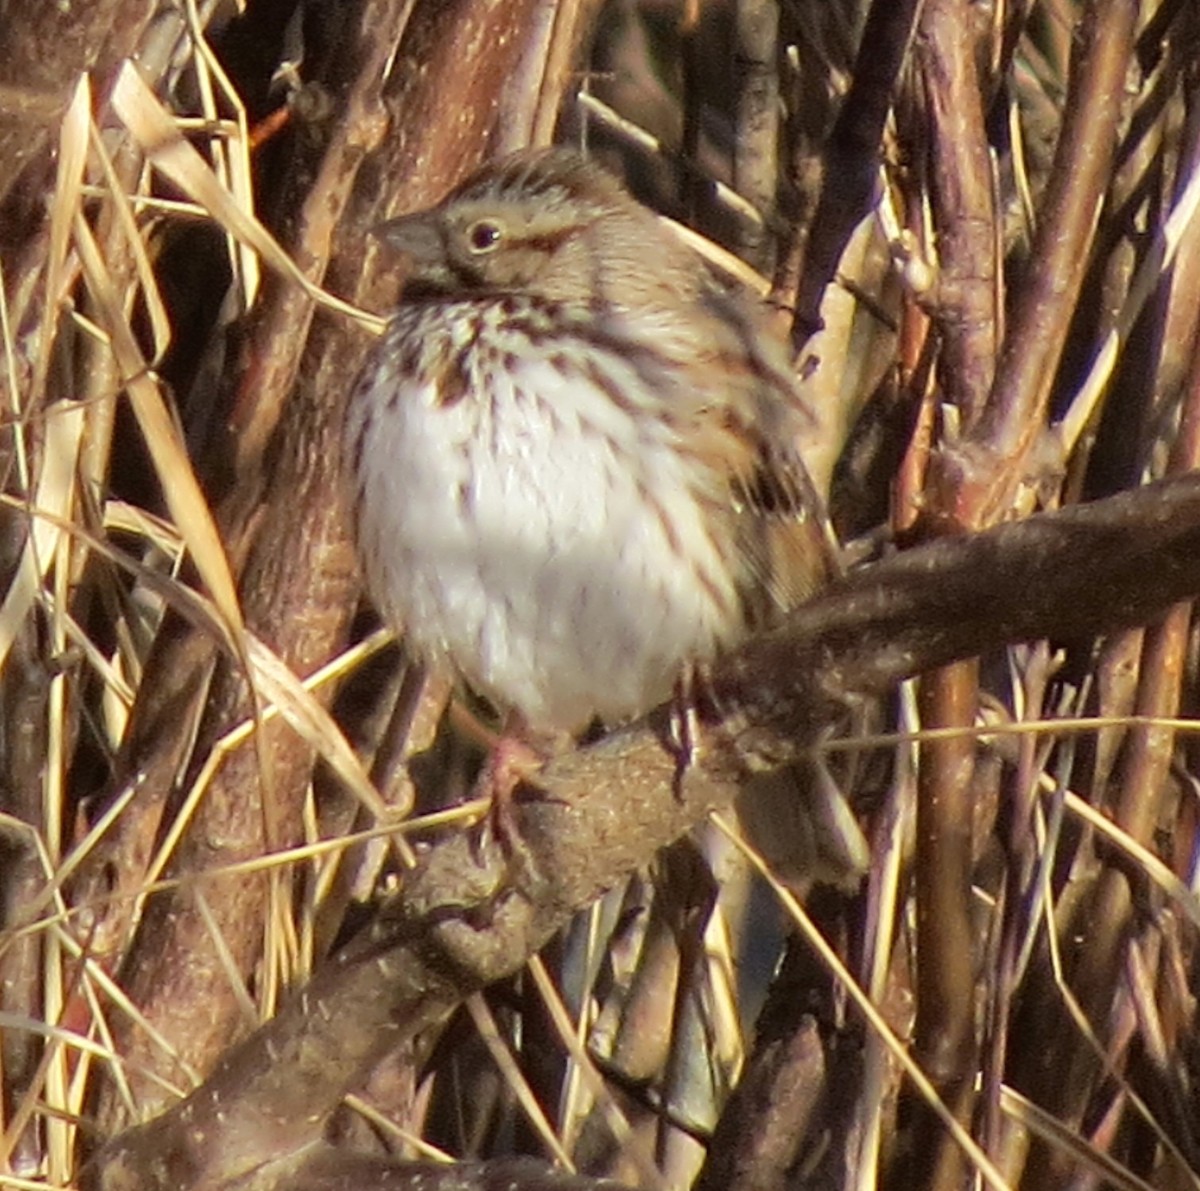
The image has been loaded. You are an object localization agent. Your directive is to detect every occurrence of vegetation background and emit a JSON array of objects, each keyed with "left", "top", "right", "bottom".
[{"left": 2, "top": 1, "right": 1200, "bottom": 1189}]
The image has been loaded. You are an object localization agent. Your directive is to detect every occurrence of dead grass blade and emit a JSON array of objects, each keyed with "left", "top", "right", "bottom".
[{"left": 108, "top": 61, "right": 382, "bottom": 333}]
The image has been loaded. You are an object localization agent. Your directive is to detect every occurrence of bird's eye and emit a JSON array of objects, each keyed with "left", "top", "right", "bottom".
[{"left": 466, "top": 220, "right": 503, "bottom": 253}]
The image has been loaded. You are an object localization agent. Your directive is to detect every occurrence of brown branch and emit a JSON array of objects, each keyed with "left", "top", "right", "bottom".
[
  {"left": 927, "top": 0, "right": 1139, "bottom": 529},
  {"left": 913, "top": 0, "right": 998, "bottom": 427},
  {"left": 791, "top": 0, "right": 923, "bottom": 343},
  {"left": 0, "top": 0, "right": 155, "bottom": 220},
  {"left": 907, "top": 660, "right": 979, "bottom": 1191},
  {"left": 732, "top": 0, "right": 781, "bottom": 270},
  {"left": 272, "top": 1149, "right": 635, "bottom": 1191},
  {"left": 900, "top": 5, "right": 998, "bottom": 1182},
  {"left": 83, "top": 470, "right": 1200, "bottom": 1191},
  {"left": 696, "top": 899, "right": 861, "bottom": 1191}
]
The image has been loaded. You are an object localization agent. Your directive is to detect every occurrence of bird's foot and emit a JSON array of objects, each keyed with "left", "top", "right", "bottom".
[
  {"left": 473, "top": 735, "right": 541, "bottom": 848},
  {"left": 666, "top": 663, "right": 716, "bottom": 799}
]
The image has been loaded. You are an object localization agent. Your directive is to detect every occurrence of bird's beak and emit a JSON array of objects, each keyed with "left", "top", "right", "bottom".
[{"left": 372, "top": 212, "right": 445, "bottom": 275}]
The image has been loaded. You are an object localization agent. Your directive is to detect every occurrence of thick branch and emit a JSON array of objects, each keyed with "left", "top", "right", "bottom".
[{"left": 84, "top": 471, "right": 1200, "bottom": 1191}]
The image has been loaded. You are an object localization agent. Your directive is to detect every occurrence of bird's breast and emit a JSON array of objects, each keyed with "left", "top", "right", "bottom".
[{"left": 345, "top": 300, "right": 743, "bottom": 732}]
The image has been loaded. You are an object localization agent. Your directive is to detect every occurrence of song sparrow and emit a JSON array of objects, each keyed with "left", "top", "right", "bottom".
[{"left": 344, "top": 148, "right": 835, "bottom": 742}]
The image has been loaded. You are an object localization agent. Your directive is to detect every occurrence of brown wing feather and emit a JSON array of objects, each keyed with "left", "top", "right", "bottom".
[
  {"left": 683, "top": 289, "right": 840, "bottom": 631},
  {"left": 729, "top": 422, "right": 839, "bottom": 628}
]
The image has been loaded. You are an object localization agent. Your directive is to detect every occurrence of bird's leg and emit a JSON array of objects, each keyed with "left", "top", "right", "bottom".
[
  {"left": 469, "top": 709, "right": 556, "bottom": 865},
  {"left": 666, "top": 662, "right": 715, "bottom": 799}
]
